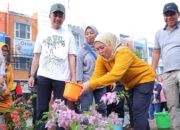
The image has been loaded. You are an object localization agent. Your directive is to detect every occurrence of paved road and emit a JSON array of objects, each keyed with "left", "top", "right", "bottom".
[
  {"left": 123, "top": 112, "right": 158, "bottom": 130},
  {"left": 149, "top": 120, "right": 158, "bottom": 130},
  {"left": 149, "top": 118, "right": 172, "bottom": 130}
]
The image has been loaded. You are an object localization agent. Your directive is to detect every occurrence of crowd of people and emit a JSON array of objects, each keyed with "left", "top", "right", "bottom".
[{"left": 0, "top": 1, "right": 179, "bottom": 130}]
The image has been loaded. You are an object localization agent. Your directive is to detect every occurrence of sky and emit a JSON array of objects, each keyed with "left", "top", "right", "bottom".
[{"left": 1, "top": 0, "right": 180, "bottom": 43}]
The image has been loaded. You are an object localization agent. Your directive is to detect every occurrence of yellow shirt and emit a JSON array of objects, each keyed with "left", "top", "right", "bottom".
[
  {"left": 88, "top": 47, "right": 155, "bottom": 90},
  {"left": 0, "top": 63, "right": 14, "bottom": 112}
]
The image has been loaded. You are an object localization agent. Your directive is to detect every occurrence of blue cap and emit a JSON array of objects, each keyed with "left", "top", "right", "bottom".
[{"left": 163, "top": 2, "right": 179, "bottom": 14}]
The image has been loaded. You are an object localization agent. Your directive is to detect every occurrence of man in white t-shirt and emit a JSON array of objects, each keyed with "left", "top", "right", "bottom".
[{"left": 28, "top": 3, "right": 77, "bottom": 130}]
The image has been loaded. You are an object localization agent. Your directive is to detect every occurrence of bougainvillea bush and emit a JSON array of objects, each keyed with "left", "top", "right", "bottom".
[
  {"left": 42, "top": 99, "right": 121, "bottom": 130},
  {"left": 43, "top": 90, "right": 128, "bottom": 130}
]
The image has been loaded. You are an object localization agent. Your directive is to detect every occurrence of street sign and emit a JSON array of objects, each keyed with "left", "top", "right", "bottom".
[{"left": 0, "top": 32, "right": 5, "bottom": 42}]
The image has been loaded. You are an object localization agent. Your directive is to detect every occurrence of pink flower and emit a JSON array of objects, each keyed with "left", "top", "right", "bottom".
[
  {"left": 27, "top": 99, "right": 31, "bottom": 105},
  {"left": 45, "top": 115, "right": 55, "bottom": 128},
  {"left": 0, "top": 124, "right": 6, "bottom": 130},
  {"left": 23, "top": 110, "right": 29, "bottom": 118},
  {"left": 45, "top": 99, "right": 123, "bottom": 130},
  {"left": 15, "top": 122, "right": 21, "bottom": 128},
  {"left": 9, "top": 102, "right": 32, "bottom": 129},
  {"left": 100, "top": 92, "right": 119, "bottom": 105}
]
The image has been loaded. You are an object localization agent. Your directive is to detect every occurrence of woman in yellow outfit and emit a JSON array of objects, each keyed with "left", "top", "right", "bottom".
[
  {"left": 0, "top": 43, "right": 14, "bottom": 128},
  {"left": 81, "top": 32, "right": 155, "bottom": 130}
]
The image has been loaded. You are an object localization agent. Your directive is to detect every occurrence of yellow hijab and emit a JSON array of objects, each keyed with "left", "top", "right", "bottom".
[
  {"left": 0, "top": 42, "right": 9, "bottom": 50},
  {"left": 94, "top": 32, "right": 121, "bottom": 61}
]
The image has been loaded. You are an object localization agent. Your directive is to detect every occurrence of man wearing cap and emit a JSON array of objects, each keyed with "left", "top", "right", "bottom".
[
  {"left": 152, "top": 2, "right": 180, "bottom": 130},
  {"left": 28, "top": 3, "right": 77, "bottom": 130}
]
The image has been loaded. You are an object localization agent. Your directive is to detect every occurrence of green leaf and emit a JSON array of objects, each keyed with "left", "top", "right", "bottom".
[{"left": 70, "top": 121, "right": 79, "bottom": 130}]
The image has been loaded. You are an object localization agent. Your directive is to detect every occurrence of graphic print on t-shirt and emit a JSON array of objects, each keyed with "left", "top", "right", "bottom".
[{"left": 41, "top": 34, "right": 66, "bottom": 74}]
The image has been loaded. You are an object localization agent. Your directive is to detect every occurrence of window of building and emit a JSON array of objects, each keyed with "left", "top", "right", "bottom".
[
  {"left": 73, "top": 34, "right": 80, "bottom": 47},
  {"left": 148, "top": 47, "right": 153, "bottom": 57},
  {"left": 15, "top": 22, "right": 31, "bottom": 40},
  {"left": 14, "top": 57, "right": 31, "bottom": 70}
]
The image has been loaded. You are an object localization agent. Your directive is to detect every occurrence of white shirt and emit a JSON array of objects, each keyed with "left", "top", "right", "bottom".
[
  {"left": 0, "top": 49, "right": 5, "bottom": 76},
  {"left": 34, "top": 27, "right": 77, "bottom": 81}
]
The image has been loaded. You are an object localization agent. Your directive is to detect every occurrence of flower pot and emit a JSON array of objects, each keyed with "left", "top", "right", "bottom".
[
  {"left": 114, "top": 118, "right": 123, "bottom": 130},
  {"left": 63, "top": 82, "right": 83, "bottom": 102}
]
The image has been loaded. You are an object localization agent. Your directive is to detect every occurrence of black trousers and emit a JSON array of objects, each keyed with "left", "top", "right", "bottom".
[
  {"left": 35, "top": 76, "right": 66, "bottom": 130},
  {"left": 32, "top": 95, "right": 37, "bottom": 125},
  {"left": 128, "top": 81, "right": 154, "bottom": 130}
]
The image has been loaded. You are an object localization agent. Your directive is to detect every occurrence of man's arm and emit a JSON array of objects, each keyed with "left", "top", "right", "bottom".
[
  {"left": 152, "top": 49, "right": 161, "bottom": 73},
  {"left": 28, "top": 53, "right": 40, "bottom": 87},
  {"left": 68, "top": 54, "right": 76, "bottom": 82},
  {"left": 30, "top": 53, "right": 40, "bottom": 76}
]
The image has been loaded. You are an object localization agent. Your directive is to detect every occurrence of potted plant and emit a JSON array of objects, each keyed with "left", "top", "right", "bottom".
[{"left": 8, "top": 102, "right": 32, "bottom": 130}]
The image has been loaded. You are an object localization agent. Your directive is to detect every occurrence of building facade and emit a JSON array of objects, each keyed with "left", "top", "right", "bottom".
[{"left": 0, "top": 10, "right": 38, "bottom": 92}]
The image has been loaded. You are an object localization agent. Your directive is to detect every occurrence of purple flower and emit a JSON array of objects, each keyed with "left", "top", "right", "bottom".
[
  {"left": 100, "top": 92, "right": 119, "bottom": 105},
  {"left": 45, "top": 115, "right": 55, "bottom": 128},
  {"left": 45, "top": 99, "right": 123, "bottom": 130}
]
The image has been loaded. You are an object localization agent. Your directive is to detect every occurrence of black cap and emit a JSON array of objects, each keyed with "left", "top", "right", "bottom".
[
  {"left": 163, "top": 2, "right": 179, "bottom": 14},
  {"left": 50, "top": 3, "right": 65, "bottom": 14}
]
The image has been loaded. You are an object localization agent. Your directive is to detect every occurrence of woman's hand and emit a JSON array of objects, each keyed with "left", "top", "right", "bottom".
[
  {"left": 80, "top": 82, "right": 92, "bottom": 96},
  {"left": 110, "top": 83, "right": 116, "bottom": 91}
]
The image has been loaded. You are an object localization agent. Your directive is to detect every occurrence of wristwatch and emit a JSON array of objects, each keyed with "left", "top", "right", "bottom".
[{"left": 29, "top": 74, "right": 34, "bottom": 78}]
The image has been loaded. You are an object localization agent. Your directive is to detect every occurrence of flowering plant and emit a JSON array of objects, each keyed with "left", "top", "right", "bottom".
[
  {"left": 43, "top": 90, "right": 128, "bottom": 130},
  {"left": 43, "top": 99, "right": 122, "bottom": 130},
  {"left": 7, "top": 101, "right": 32, "bottom": 130},
  {"left": 101, "top": 90, "right": 129, "bottom": 105}
]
